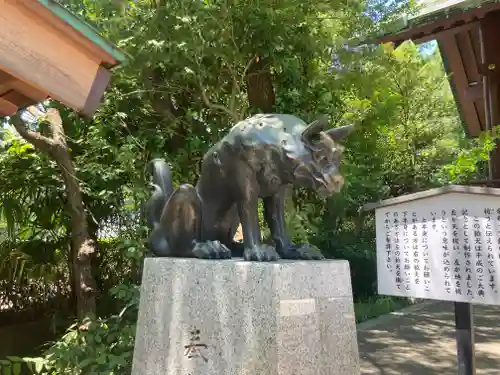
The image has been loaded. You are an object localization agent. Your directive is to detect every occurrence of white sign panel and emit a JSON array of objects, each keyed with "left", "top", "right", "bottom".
[{"left": 376, "top": 192, "right": 500, "bottom": 306}]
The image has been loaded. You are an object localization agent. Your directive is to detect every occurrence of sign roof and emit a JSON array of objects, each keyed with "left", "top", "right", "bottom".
[
  {"left": 37, "top": 0, "right": 127, "bottom": 65},
  {"left": 363, "top": 185, "right": 500, "bottom": 211}
]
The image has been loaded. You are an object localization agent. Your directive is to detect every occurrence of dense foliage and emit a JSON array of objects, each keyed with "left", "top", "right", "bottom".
[{"left": 0, "top": 0, "right": 496, "bottom": 374}]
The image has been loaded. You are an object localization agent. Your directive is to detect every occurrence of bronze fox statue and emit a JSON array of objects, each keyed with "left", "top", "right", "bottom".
[{"left": 145, "top": 113, "right": 353, "bottom": 261}]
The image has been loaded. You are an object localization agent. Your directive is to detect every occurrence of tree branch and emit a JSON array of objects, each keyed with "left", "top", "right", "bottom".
[
  {"left": 9, "top": 110, "right": 56, "bottom": 152},
  {"left": 241, "top": 54, "right": 258, "bottom": 83},
  {"left": 226, "top": 55, "right": 257, "bottom": 118},
  {"left": 45, "top": 108, "right": 66, "bottom": 146},
  {"left": 198, "top": 77, "right": 240, "bottom": 122}
]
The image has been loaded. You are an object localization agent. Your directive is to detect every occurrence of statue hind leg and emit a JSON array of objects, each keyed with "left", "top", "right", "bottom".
[
  {"left": 150, "top": 184, "right": 231, "bottom": 259},
  {"left": 198, "top": 202, "right": 242, "bottom": 257}
]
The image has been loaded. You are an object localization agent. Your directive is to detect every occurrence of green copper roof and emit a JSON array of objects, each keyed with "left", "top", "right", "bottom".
[
  {"left": 377, "top": 0, "right": 500, "bottom": 43},
  {"left": 37, "top": 0, "right": 127, "bottom": 66},
  {"left": 415, "top": 0, "right": 483, "bottom": 19}
]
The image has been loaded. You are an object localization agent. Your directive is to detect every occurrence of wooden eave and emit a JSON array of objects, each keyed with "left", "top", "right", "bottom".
[
  {"left": 378, "top": 1, "right": 500, "bottom": 46},
  {"left": 0, "top": 0, "right": 127, "bottom": 118},
  {"left": 375, "top": 1, "right": 500, "bottom": 138},
  {"left": 35, "top": 0, "right": 126, "bottom": 67}
]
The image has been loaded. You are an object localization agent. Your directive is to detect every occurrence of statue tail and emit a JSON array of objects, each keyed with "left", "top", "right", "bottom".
[{"left": 145, "top": 158, "right": 174, "bottom": 229}]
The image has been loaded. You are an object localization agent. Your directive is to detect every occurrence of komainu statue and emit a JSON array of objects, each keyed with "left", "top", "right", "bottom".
[{"left": 145, "top": 113, "right": 353, "bottom": 261}]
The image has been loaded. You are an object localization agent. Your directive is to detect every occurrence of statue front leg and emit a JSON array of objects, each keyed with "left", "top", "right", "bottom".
[
  {"left": 263, "top": 188, "right": 324, "bottom": 260},
  {"left": 237, "top": 194, "right": 279, "bottom": 262}
]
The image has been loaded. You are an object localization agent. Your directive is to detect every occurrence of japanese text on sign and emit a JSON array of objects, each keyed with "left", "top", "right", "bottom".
[{"left": 376, "top": 193, "right": 500, "bottom": 306}]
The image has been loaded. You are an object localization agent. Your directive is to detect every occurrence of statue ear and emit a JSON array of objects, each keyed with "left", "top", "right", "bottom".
[
  {"left": 302, "top": 115, "right": 329, "bottom": 139},
  {"left": 325, "top": 125, "right": 354, "bottom": 142}
]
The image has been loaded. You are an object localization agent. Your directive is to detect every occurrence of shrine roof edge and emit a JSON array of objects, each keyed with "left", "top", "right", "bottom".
[{"left": 362, "top": 185, "right": 500, "bottom": 211}]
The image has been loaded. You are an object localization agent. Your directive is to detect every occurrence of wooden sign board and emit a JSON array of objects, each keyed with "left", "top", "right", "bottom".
[{"left": 365, "top": 185, "right": 500, "bottom": 306}]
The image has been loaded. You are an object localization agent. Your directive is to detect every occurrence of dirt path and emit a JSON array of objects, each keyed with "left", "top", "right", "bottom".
[{"left": 357, "top": 301, "right": 500, "bottom": 375}]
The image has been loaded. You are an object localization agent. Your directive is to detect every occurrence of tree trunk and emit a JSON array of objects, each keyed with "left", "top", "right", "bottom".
[
  {"left": 55, "top": 146, "right": 96, "bottom": 319},
  {"left": 11, "top": 108, "right": 97, "bottom": 320},
  {"left": 246, "top": 57, "right": 275, "bottom": 113}
]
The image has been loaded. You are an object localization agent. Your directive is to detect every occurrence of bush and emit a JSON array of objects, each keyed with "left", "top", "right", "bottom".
[
  {"left": 5, "top": 283, "right": 140, "bottom": 375},
  {"left": 354, "top": 296, "right": 415, "bottom": 323},
  {"left": 327, "top": 244, "right": 378, "bottom": 300}
]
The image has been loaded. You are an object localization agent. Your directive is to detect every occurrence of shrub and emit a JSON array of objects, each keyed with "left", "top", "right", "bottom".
[{"left": 4, "top": 283, "right": 141, "bottom": 375}]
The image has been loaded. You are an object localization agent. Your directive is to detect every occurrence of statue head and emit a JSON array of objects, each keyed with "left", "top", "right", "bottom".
[{"left": 292, "top": 115, "right": 353, "bottom": 196}]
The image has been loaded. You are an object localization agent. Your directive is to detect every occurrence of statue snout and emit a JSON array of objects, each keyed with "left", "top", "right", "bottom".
[{"left": 325, "top": 174, "right": 344, "bottom": 193}]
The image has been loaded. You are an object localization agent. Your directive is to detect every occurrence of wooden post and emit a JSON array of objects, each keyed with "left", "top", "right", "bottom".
[
  {"left": 454, "top": 302, "right": 476, "bottom": 375},
  {"left": 480, "top": 11, "right": 500, "bottom": 183}
]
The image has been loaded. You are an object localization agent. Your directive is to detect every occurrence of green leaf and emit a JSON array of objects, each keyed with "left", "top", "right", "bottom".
[
  {"left": 11, "top": 363, "right": 21, "bottom": 375},
  {"left": 96, "top": 355, "right": 107, "bottom": 365},
  {"left": 78, "top": 358, "right": 94, "bottom": 368},
  {"left": 25, "top": 361, "right": 33, "bottom": 372},
  {"left": 30, "top": 358, "right": 46, "bottom": 374},
  {"left": 5, "top": 358, "right": 21, "bottom": 363}
]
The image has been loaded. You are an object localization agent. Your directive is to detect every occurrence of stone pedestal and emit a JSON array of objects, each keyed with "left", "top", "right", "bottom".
[{"left": 131, "top": 258, "right": 360, "bottom": 375}]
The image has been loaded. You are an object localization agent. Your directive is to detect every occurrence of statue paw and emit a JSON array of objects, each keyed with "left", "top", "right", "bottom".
[
  {"left": 192, "top": 240, "right": 232, "bottom": 259},
  {"left": 278, "top": 244, "right": 325, "bottom": 260},
  {"left": 243, "top": 244, "right": 280, "bottom": 262}
]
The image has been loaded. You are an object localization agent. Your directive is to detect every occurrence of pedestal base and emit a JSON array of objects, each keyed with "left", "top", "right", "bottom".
[{"left": 132, "top": 258, "right": 360, "bottom": 375}]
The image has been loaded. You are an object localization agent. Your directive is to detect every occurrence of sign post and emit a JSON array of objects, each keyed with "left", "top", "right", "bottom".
[
  {"left": 363, "top": 185, "right": 500, "bottom": 375},
  {"left": 454, "top": 302, "right": 475, "bottom": 375}
]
